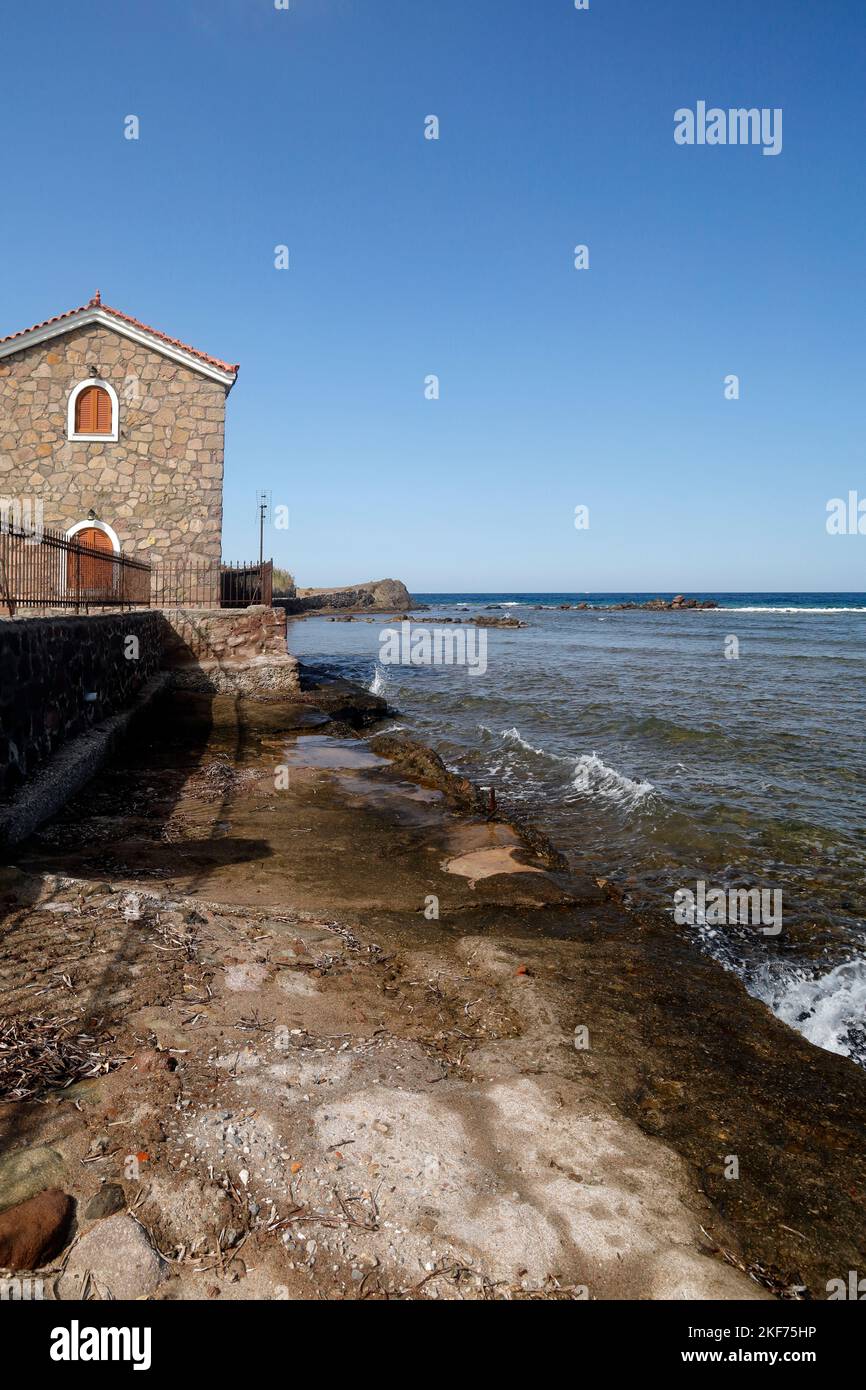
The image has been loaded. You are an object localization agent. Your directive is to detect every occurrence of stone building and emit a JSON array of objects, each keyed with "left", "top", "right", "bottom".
[{"left": 0, "top": 292, "right": 239, "bottom": 572}]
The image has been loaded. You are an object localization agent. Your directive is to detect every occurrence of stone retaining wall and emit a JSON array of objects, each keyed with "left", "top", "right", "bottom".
[
  {"left": 158, "top": 605, "right": 299, "bottom": 695},
  {"left": 0, "top": 611, "right": 162, "bottom": 798},
  {"left": 0, "top": 606, "right": 299, "bottom": 804}
]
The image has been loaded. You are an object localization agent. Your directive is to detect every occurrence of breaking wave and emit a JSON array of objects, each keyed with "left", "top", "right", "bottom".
[
  {"left": 489, "top": 729, "right": 656, "bottom": 812},
  {"left": 368, "top": 665, "right": 388, "bottom": 697},
  {"left": 748, "top": 958, "right": 866, "bottom": 1066},
  {"left": 569, "top": 752, "right": 656, "bottom": 811},
  {"left": 499, "top": 727, "right": 560, "bottom": 759}
]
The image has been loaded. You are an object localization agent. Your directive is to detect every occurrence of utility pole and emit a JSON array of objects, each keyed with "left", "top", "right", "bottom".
[{"left": 256, "top": 490, "right": 271, "bottom": 567}]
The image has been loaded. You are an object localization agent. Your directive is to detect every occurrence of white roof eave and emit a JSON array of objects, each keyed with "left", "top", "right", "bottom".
[{"left": 0, "top": 308, "right": 237, "bottom": 388}]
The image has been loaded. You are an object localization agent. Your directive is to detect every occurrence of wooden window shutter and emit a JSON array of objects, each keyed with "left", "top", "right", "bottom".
[
  {"left": 75, "top": 385, "right": 112, "bottom": 434},
  {"left": 76, "top": 386, "right": 95, "bottom": 432},
  {"left": 95, "top": 387, "right": 112, "bottom": 433}
]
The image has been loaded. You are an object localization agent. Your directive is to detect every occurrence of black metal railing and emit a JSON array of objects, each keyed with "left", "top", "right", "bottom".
[
  {"left": 222, "top": 559, "right": 272, "bottom": 608},
  {"left": 0, "top": 523, "right": 274, "bottom": 615},
  {"left": 150, "top": 559, "right": 273, "bottom": 609},
  {"left": 0, "top": 522, "right": 151, "bottom": 615}
]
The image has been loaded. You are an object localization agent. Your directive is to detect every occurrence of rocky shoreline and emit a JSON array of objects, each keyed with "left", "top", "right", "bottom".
[
  {"left": 288, "top": 593, "right": 721, "bottom": 622},
  {"left": 539, "top": 595, "right": 719, "bottom": 611},
  {"left": 1, "top": 667, "right": 864, "bottom": 1301}
]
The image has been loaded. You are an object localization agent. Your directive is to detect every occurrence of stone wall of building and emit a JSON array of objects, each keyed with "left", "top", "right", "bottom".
[
  {"left": 0, "top": 323, "right": 228, "bottom": 566},
  {"left": 0, "top": 611, "right": 163, "bottom": 798}
]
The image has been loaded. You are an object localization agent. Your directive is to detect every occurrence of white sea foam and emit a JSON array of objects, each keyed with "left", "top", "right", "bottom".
[
  {"left": 569, "top": 752, "right": 655, "bottom": 810},
  {"left": 495, "top": 730, "right": 656, "bottom": 812},
  {"left": 748, "top": 958, "right": 866, "bottom": 1064},
  {"left": 500, "top": 727, "right": 553, "bottom": 758},
  {"left": 368, "top": 665, "right": 388, "bottom": 697}
]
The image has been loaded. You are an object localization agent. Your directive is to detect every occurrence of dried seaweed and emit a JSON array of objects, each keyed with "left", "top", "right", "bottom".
[{"left": 0, "top": 1016, "right": 126, "bottom": 1101}]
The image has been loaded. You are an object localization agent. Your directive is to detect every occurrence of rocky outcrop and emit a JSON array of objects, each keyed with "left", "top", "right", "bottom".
[
  {"left": 548, "top": 597, "right": 719, "bottom": 612},
  {"left": 609, "top": 596, "right": 718, "bottom": 611},
  {"left": 296, "top": 670, "right": 389, "bottom": 728},
  {"left": 280, "top": 578, "right": 413, "bottom": 613},
  {"left": 368, "top": 731, "right": 489, "bottom": 815}
]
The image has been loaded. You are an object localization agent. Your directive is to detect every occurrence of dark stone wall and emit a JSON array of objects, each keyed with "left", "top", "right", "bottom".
[{"left": 0, "top": 611, "right": 162, "bottom": 798}]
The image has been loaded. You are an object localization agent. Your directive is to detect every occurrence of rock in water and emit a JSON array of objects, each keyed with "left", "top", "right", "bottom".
[
  {"left": 291, "top": 578, "right": 413, "bottom": 611},
  {"left": 368, "top": 578, "right": 412, "bottom": 609},
  {"left": 0, "top": 1189, "right": 74, "bottom": 1270},
  {"left": 59, "top": 1214, "right": 168, "bottom": 1300}
]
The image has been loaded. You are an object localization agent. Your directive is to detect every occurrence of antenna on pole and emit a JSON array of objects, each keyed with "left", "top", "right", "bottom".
[{"left": 256, "top": 490, "right": 271, "bottom": 567}]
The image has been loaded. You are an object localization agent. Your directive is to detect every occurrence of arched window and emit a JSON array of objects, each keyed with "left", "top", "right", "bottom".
[
  {"left": 67, "top": 379, "right": 119, "bottom": 442},
  {"left": 76, "top": 385, "right": 112, "bottom": 434}
]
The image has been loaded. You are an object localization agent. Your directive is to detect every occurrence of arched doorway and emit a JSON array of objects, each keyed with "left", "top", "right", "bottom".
[{"left": 65, "top": 520, "right": 120, "bottom": 601}]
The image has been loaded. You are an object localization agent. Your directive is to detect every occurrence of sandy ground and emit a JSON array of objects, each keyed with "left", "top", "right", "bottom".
[{"left": 2, "top": 685, "right": 865, "bottom": 1300}]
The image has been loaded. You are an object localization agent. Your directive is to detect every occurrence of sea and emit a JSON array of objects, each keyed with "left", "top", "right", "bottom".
[{"left": 286, "top": 594, "right": 866, "bottom": 1068}]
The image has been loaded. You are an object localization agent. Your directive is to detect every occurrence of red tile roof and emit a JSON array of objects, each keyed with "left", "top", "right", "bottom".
[{"left": 0, "top": 292, "right": 239, "bottom": 376}]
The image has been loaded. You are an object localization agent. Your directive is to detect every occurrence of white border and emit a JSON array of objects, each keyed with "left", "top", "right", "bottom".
[
  {"left": 67, "top": 378, "right": 119, "bottom": 443},
  {"left": 0, "top": 307, "right": 237, "bottom": 387},
  {"left": 61, "top": 519, "right": 122, "bottom": 601},
  {"left": 65, "top": 518, "right": 121, "bottom": 552}
]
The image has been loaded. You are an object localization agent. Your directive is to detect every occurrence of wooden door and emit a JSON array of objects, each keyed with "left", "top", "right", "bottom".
[{"left": 67, "top": 527, "right": 115, "bottom": 599}]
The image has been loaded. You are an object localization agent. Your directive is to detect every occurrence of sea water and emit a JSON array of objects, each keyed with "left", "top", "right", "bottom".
[{"left": 288, "top": 594, "right": 866, "bottom": 1065}]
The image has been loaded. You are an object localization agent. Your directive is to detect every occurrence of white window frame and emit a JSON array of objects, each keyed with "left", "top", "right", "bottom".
[
  {"left": 61, "top": 518, "right": 122, "bottom": 599},
  {"left": 65, "top": 518, "right": 121, "bottom": 552},
  {"left": 67, "top": 378, "right": 119, "bottom": 442}
]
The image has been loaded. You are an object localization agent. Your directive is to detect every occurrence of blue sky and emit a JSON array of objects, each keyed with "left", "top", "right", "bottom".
[{"left": 2, "top": 0, "right": 863, "bottom": 591}]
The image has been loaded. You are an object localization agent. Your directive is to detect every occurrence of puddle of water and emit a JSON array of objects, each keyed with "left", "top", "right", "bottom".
[
  {"left": 335, "top": 771, "right": 443, "bottom": 805},
  {"left": 283, "top": 735, "right": 390, "bottom": 771}
]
